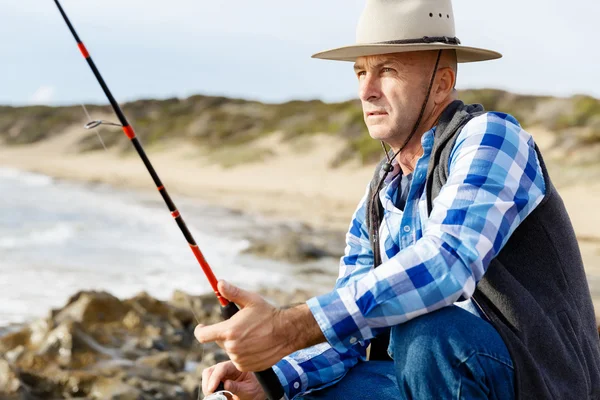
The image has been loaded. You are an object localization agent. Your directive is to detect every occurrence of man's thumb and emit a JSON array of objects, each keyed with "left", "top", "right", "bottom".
[{"left": 218, "top": 280, "right": 257, "bottom": 307}]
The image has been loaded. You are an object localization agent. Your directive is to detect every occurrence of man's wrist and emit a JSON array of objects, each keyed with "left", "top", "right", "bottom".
[{"left": 278, "top": 303, "right": 325, "bottom": 354}]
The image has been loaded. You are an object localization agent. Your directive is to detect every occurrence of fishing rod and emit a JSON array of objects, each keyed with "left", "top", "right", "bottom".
[{"left": 51, "top": 1, "right": 284, "bottom": 399}]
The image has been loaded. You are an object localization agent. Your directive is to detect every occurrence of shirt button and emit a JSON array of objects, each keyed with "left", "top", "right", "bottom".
[
  {"left": 403, "top": 226, "right": 411, "bottom": 233},
  {"left": 294, "top": 382, "right": 300, "bottom": 389},
  {"left": 349, "top": 336, "right": 358, "bottom": 344}
]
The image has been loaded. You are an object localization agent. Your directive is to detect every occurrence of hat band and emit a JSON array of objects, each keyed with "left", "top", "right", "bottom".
[{"left": 377, "top": 36, "right": 461, "bottom": 45}]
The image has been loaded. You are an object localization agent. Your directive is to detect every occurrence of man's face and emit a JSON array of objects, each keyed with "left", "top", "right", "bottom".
[{"left": 354, "top": 52, "right": 431, "bottom": 148}]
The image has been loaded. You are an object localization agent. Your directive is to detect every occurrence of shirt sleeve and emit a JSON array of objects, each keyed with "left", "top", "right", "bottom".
[
  {"left": 273, "top": 183, "right": 374, "bottom": 398},
  {"left": 306, "top": 113, "right": 547, "bottom": 352}
]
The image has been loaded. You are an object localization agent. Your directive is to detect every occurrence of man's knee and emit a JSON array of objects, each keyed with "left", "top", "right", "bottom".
[
  {"left": 389, "top": 305, "right": 514, "bottom": 398},
  {"left": 390, "top": 305, "right": 506, "bottom": 355},
  {"left": 390, "top": 306, "right": 470, "bottom": 375}
]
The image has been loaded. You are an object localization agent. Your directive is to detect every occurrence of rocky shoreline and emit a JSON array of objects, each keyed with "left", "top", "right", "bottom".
[
  {"left": 0, "top": 288, "right": 314, "bottom": 399},
  {"left": 2, "top": 287, "right": 600, "bottom": 399},
  {"left": 241, "top": 222, "right": 345, "bottom": 264}
]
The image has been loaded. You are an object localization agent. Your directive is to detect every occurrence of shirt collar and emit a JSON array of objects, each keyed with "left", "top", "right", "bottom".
[
  {"left": 377, "top": 125, "right": 437, "bottom": 209},
  {"left": 421, "top": 126, "right": 437, "bottom": 152}
]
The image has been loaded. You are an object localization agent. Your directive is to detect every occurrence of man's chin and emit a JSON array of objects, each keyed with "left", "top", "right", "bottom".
[{"left": 367, "top": 129, "right": 392, "bottom": 142}]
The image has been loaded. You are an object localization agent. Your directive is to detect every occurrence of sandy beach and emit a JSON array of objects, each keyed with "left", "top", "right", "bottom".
[
  {"left": 0, "top": 126, "right": 374, "bottom": 232},
  {"left": 2, "top": 125, "right": 600, "bottom": 311}
]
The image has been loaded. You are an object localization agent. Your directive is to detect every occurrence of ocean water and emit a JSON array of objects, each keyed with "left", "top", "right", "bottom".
[{"left": 0, "top": 167, "right": 336, "bottom": 326}]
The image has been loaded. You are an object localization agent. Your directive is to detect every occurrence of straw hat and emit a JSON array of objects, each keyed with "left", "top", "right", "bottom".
[{"left": 312, "top": 0, "right": 501, "bottom": 63}]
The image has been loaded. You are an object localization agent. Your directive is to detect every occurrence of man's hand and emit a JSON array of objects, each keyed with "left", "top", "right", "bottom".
[
  {"left": 194, "top": 280, "right": 325, "bottom": 372},
  {"left": 202, "top": 361, "right": 265, "bottom": 400}
]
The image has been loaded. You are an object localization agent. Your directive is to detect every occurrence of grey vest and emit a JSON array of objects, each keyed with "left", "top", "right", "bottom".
[{"left": 366, "top": 100, "right": 600, "bottom": 399}]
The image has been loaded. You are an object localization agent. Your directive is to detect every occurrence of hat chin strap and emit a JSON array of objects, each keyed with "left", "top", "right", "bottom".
[
  {"left": 368, "top": 49, "right": 443, "bottom": 268},
  {"left": 380, "top": 49, "right": 443, "bottom": 173}
]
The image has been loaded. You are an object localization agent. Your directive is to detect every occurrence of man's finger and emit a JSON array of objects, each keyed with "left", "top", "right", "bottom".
[
  {"left": 218, "top": 280, "right": 262, "bottom": 308},
  {"left": 195, "top": 321, "right": 229, "bottom": 343},
  {"left": 208, "top": 362, "right": 240, "bottom": 394},
  {"left": 202, "top": 366, "right": 214, "bottom": 395},
  {"left": 207, "top": 364, "right": 226, "bottom": 395}
]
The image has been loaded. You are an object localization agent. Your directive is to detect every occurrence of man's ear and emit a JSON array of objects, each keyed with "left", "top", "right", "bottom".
[{"left": 434, "top": 67, "right": 456, "bottom": 104}]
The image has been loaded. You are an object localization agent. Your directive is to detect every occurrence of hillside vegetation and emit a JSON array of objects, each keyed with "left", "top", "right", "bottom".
[{"left": 1, "top": 89, "right": 599, "bottom": 174}]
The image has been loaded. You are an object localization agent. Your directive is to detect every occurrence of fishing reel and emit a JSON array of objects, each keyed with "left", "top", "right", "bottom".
[{"left": 204, "top": 390, "right": 235, "bottom": 400}]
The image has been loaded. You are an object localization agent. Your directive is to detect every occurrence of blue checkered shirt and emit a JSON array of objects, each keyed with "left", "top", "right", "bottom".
[{"left": 272, "top": 112, "right": 546, "bottom": 399}]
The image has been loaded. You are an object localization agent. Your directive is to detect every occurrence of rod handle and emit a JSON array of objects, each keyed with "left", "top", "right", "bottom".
[{"left": 219, "top": 303, "right": 285, "bottom": 400}]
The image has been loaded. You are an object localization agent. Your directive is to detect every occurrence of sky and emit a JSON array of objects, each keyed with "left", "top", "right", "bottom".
[{"left": 0, "top": 0, "right": 598, "bottom": 107}]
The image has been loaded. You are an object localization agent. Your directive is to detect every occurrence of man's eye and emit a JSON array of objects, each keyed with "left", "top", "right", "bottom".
[
  {"left": 357, "top": 71, "right": 366, "bottom": 77},
  {"left": 382, "top": 67, "right": 394, "bottom": 73}
]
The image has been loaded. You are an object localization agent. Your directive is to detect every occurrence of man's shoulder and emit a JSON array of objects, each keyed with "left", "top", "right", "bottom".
[
  {"left": 465, "top": 110, "right": 522, "bottom": 130},
  {"left": 457, "top": 110, "right": 532, "bottom": 144}
]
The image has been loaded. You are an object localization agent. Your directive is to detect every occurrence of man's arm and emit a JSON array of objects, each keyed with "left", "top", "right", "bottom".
[
  {"left": 271, "top": 183, "right": 377, "bottom": 399},
  {"left": 305, "top": 113, "right": 547, "bottom": 353},
  {"left": 272, "top": 322, "right": 368, "bottom": 399},
  {"left": 196, "top": 182, "right": 377, "bottom": 399}
]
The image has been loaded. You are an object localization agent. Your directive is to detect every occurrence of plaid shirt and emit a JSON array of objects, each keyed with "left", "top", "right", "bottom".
[{"left": 273, "top": 112, "right": 546, "bottom": 399}]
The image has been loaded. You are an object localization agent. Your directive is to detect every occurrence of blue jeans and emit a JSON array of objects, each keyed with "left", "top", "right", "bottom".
[{"left": 299, "top": 306, "right": 515, "bottom": 399}]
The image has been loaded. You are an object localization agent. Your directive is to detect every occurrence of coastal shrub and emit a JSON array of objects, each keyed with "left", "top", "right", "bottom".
[{"left": 2, "top": 90, "right": 599, "bottom": 165}]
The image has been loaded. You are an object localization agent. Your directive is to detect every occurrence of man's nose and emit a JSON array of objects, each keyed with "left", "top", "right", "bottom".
[{"left": 359, "top": 74, "right": 381, "bottom": 102}]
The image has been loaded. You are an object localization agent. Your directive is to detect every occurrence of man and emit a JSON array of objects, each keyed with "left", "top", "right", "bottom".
[{"left": 196, "top": 0, "right": 600, "bottom": 399}]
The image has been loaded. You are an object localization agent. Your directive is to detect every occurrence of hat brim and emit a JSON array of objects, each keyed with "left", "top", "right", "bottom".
[{"left": 311, "top": 43, "right": 502, "bottom": 63}]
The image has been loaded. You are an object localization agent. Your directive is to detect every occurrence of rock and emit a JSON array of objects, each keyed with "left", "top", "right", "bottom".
[
  {"left": 180, "top": 373, "right": 201, "bottom": 399},
  {"left": 124, "top": 375, "right": 189, "bottom": 399},
  {"left": 169, "top": 290, "right": 221, "bottom": 325},
  {"left": 4, "top": 345, "right": 25, "bottom": 364},
  {"left": 126, "top": 292, "right": 179, "bottom": 326},
  {"left": 198, "top": 344, "right": 229, "bottom": 367},
  {"left": 121, "top": 338, "right": 145, "bottom": 360},
  {"left": 0, "top": 289, "right": 221, "bottom": 399},
  {"left": 136, "top": 352, "right": 185, "bottom": 373},
  {"left": 28, "top": 318, "right": 51, "bottom": 348},
  {"left": 143, "top": 324, "right": 162, "bottom": 340},
  {"left": 63, "top": 372, "right": 98, "bottom": 398},
  {"left": 170, "top": 328, "right": 194, "bottom": 348},
  {"left": 70, "top": 326, "right": 119, "bottom": 368},
  {"left": 123, "top": 310, "right": 143, "bottom": 330},
  {"left": 259, "top": 288, "right": 314, "bottom": 307},
  {"left": 123, "top": 365, "right": 180, "bottom": 385},
  {"left": 18, "top": 320, "right": 114, "bottom": 371},
  {"left": 0, "top": 327, "right": 30, "bottom": 354},
  {"left": 16, "top": 370, "right": 61, "bottom": 398},
  {"left": 54, "top": 291, "right": 130, "bottom": 326},
  {"left": 36, "top": 321, "right": 74, "bottom": 367},
  {"left": 243, "top": 230, "right": 338, "bottom": 263},
  {"left": 90, "top": 377, "right": 144, "bottom": 400},
  {"left": 0, "top": 359, "right": 20, "bottom": 394}
]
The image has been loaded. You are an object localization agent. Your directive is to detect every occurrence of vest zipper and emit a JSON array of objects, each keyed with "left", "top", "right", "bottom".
[
  {"left": 373, "top": 231, "right": 381, "bottom": 267},
  {"left": 471, "top": 294, "right": 492, "bottom": 323}
]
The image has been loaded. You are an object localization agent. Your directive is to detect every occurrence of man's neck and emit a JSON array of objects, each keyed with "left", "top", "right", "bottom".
[
  {"left": 393, "top": 98, "right": 454, "bottom": 175},
  {"left": 396, "top": 140, "right": 424, "bottom": 175}
]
